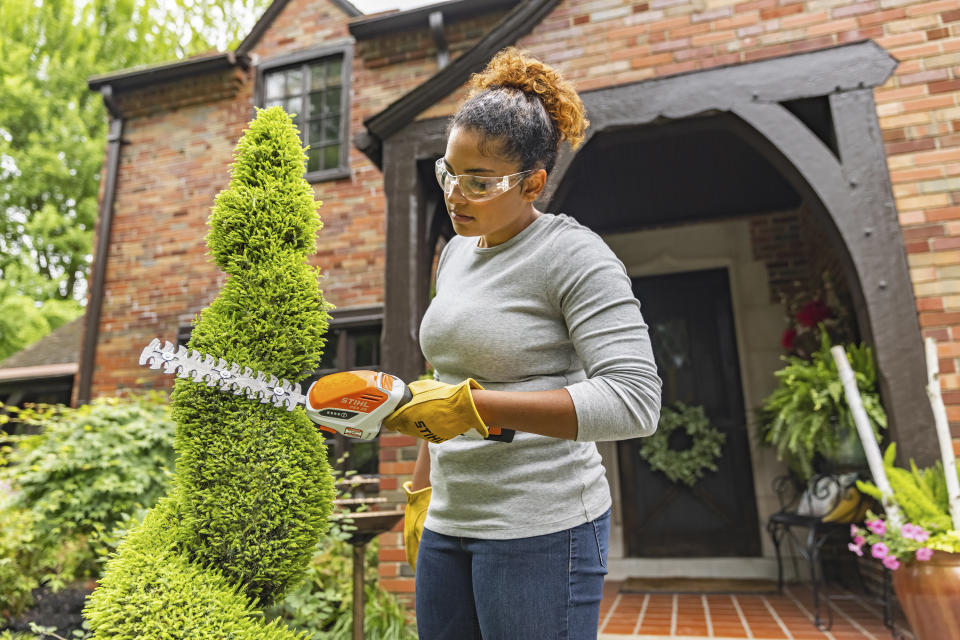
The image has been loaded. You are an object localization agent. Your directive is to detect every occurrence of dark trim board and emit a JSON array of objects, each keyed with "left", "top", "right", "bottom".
[{"left": 377, "top": 40, "right": 938, "bottom": 465}]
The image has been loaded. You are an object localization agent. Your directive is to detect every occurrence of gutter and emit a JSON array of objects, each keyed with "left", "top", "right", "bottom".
[
  {"left": 88, "top": 51, "right": 249, "bottom": 94},
  {"left": 76, "top": 85, "right": 124, "bottom": 405},
  {"left": 0, "top": 363, "right": 77, "bottom": 383}
]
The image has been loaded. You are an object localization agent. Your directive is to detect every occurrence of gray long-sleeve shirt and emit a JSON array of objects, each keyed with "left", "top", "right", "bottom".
[{"left": 420, "top": 212, "right": 662, "bottom": 539}]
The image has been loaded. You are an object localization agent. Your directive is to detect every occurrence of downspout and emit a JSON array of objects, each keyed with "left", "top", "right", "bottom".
[{"left": 76, "top": 84, "right": 123, "bottom": 405}]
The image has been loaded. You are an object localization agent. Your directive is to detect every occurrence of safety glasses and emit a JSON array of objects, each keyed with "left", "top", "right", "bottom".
[{"left": 435, "top": 158, "right": 534, "bottom": 203}]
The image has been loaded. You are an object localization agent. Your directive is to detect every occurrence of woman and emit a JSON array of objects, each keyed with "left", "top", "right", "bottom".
[{"left": 383, "top": 48, "right": 662, "bottom": 640}]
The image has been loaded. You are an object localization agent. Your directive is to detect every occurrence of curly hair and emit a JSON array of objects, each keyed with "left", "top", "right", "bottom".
[{"left": 448, "top": 47, "right": 588, "bottom": 174}]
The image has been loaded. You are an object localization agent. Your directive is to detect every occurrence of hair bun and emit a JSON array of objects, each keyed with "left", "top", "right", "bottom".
[{"left": 468, "top": 47, "right": 588, "bottom": 149}]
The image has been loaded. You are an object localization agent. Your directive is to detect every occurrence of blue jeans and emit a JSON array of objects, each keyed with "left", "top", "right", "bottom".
[{"left": 414, "top": 509, "right": 610, "bottom": 640}]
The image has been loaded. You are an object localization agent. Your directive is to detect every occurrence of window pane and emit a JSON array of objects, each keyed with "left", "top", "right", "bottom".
[
  {"left": 323, "top": 116, "right": 340, "bottom": 142},
  {"left": 352, "top": 330, "right": 379, "bottom": 367},
  {"left": 307, "top": 119, "right": 322, "bottom": 144},
  {"left": 326, "top": 58, "right": 342, "bottom": 87},
  {"left": 309, "top": 91, "right": 325, "bottom": 118},
  {"left": 310, "top": 63, "right": 326, "bottom": 91},
  {"left": 265, "top": 98, "right": 283, "bottom": 110},
  {"left": 317, "top": 331, "right": 339, "bottom": 370},
  {"left": 324, "top": 88, "right": 341, "bottom": 115},
  {"left": 323, "top": 144, "right": 340, "bottom": 170},
  {"left": 286, "top": 68, "right": 303, "bottom": 95},
  {"left": 285, "top": 96, "right": 301, "bottom": 119},
  {"left": 265, "top": 73, "right": 285, "bottom": 99},
  {"left": 307, "top": 147, "right": 323, "bottom": 173}
]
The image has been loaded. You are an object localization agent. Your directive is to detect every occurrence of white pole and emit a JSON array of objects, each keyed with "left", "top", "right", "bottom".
[
  {"left": 830, "top": 345, "right": 903, "bottom": 528},
  {"left": 924, "top": 337, "right": 960, "bottom": 531}
]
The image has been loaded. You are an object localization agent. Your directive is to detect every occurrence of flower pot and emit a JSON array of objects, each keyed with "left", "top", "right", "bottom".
[
  {"left": 832, "top": 427, "right": 867, "bottom": 467},
  {"left": 891, "top": 551, "right": 960, "bottom": 640}
]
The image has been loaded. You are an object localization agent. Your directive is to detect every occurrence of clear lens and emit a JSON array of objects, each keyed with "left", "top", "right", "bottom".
[{"left": 434, "top": 158, "right": 532, "bottom": 203}]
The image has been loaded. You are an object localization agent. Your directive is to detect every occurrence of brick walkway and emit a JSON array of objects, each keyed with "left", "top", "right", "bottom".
[{"left": 598, "top": 581, "right": 913, "bottom": 639}]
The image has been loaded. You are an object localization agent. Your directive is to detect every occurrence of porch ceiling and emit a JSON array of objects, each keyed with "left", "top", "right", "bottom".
[{"left": 554, "top": 117, "right": 803, "bottom": 233}]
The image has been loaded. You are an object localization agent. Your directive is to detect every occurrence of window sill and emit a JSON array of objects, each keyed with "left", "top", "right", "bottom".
[{"left": 306, "top": 166, "right": 351, "bottom": 183}]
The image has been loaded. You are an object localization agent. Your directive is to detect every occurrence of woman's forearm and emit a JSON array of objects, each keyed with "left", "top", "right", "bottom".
[
  {"left": 471, "top": 388, "right": 578, "bottom": 440},
  {"left": 410, "top": 440, "right": 431, "bottom": 491}
]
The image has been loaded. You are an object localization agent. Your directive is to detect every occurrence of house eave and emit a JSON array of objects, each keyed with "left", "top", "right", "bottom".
[{"left": 87, "top": 51, "right": 249, "bottom": 93}]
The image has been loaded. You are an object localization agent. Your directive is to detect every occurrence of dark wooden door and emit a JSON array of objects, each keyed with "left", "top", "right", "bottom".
[{"left": 618, "top": 267, "right": 761, "bottom": 557}]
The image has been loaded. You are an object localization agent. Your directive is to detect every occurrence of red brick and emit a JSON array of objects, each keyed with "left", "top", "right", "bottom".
[
  {"left": 379, "top": 578, "right": 416, "bottom": 593},
  {"left": 885, "top": 138, "right": 937, "bottom": 155},
  {"left": 919, "top": 312, "right": 960, "bottom": 327},
  {"left": 930, "top": 79, "right": 960, "bottom": 94}
]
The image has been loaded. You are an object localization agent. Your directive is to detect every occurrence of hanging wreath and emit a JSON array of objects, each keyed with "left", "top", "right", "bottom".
[{"left": 638, "top": 402, "right": 725, "bottom": 487}]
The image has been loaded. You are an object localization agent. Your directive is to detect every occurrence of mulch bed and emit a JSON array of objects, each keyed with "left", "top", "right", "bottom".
[{"left": 2, "top": 584, "right": 95, "bottom": 637}]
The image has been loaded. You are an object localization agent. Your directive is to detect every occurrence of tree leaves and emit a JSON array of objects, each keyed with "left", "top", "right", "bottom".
[{"left": 0, "top": 0, "right": 268, "bottom": 360}]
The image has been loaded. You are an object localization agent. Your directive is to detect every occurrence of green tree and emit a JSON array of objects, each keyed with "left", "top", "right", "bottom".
[
  {"left": 0, "top": 0, "right": 268, "bottom": 360},
  {"left": 83, "top": 106, "right": 337, "bottom": 638}
]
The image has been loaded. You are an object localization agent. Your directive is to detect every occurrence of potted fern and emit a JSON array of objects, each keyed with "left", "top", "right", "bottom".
[
  {"left": 848, "top": 444, "right": 960, "bottom": 640},
  {"left": 834, "top": 337, "right": 960, "bottom": 640},
  {"left": 758, "top": 325, "right": 886, "bottom": 481}
]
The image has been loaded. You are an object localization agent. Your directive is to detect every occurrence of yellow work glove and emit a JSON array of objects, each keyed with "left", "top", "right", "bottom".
[
  {"left": 402, "top": 480, "right": 431, "bottom": 571},
  {"left": 382, "top": 379, "right": 489, "bottom": 443}
]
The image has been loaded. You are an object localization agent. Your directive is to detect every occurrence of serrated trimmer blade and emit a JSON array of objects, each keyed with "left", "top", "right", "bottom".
[{"left": 138, "top": 338, "right": 307, "bottom": 411}]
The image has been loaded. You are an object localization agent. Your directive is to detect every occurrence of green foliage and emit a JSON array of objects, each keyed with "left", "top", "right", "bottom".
[
  {"left": 0, "top": 395, "right": 174, "bottom": 616},
  {"left": 758, "top": 326, "right": 887, "bottom": 480},
  {"left": 265, "top": 516, "right": 417, "bottom": 640},
  {"left": 84, "top": 107, "right": 337, "bottom": 637},
  {"left": 2, "top": 396, "right": 175, "bottom": 540},
  {"left": 857, "top": 444, "right": 958, "bottom": 534},
  {"left": 0, "top": 0, "right": 267, "bottom": 359},
  {"left": 0, "top": 504, "right": 44, "bottom": 616},
  {"left": 638, "top": 403, "right": 725, "bottom": 487},
  {"left": 853, "top": 443, "right": 960, "bottom": 565}
]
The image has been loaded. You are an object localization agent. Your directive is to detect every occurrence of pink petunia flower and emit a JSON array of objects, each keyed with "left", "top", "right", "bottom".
[
  {"left": 916, "top": 548, "right": 934, "bottom": 562},
  {"left": 882, "top": 555, "right": 901, "bottom": 571},
  {"left": 871, "top": 542, "right": 889, "bottom": 559},
  {"left": 866, "top": 519, "right": 886, "bottom": 536},
  {"left": 901, "top": 523, "right": 919, "bottom": 540},
  {"left": 914, "top": 528, "right": 930, "bottom": 543},
  {"left": 854, "top": 535, "right": 865, "bottom": 546},
  {"left": 848, "top": 542, "right": 864, "bottom": 557},
  {"left": 850, "top": 524, "right": 860, "bottom": 538}
]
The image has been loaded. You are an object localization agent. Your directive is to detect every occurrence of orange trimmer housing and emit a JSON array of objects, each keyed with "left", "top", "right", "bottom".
[{"left": 304, "top": 370, "right": 412, "bottom": 440}]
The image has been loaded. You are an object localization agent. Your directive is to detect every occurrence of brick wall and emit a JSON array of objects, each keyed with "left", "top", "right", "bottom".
[{"left": 86, "top": 0, "right": 960, "bottom": 608}]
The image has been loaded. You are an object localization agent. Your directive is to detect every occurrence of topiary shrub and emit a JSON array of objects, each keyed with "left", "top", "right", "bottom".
[{"left": 83, "top": 106, "right": 337, "bottom": 638}]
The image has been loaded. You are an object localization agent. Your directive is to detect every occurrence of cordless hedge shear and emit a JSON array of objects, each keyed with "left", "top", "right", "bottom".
[{"left": 138, "top": 338, "right": 410, "bottom": 440}]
